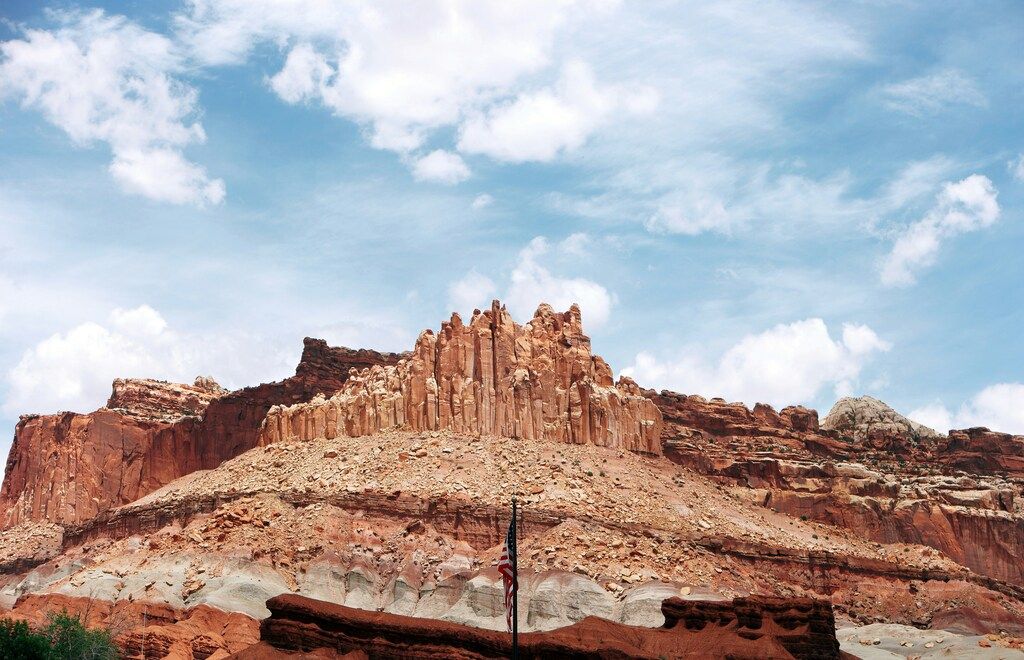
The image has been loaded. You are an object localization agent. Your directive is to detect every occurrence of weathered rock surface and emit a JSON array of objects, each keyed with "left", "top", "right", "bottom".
[
  {"left": 649, "top": 390, "right": 1024, "bottom": 588},
  {"left": 0, "top": 339, "right": 406, "bottom": 529},
  {"left": 3, "top": 301, "right": 1024, "bottom": 657},
  {"left": 938, "top": 427, "right": 1024, "bottom": 475},
  {"left": 6, "top": 593, "right": 259, "bottom": 660},
  {"left": 252, "top": 592, "right": 842, "bottom": 659},
  {"left": 107, "top": 376, "right": 227, "bottom": 421},
  {"left": 261, "top": 302, "right": 662, "bottom": 454},
  {"left": 822, "top": 395, "right": 942, "bottom": 447},
  {"left": 837, "top": 622, "right": 1024, "bottom": 658}
]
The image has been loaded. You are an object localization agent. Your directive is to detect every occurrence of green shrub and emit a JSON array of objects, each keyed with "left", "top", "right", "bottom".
[
  {"left": 0, "top": 618, "right": 50, "bottom": 660},
  {"left": 0, "top": 612, "right": 119, "bottom": 659},
  {"left": 44, "top": 612, "right": 119, "bottom": 659}
]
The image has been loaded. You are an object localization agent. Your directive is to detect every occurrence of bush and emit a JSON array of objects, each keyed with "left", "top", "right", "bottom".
[
  {"left": 0, "top": 612, "right": 119, "bottom": 659},
  {"left": 0, "top": 619, "right": 50, "bottom": 660},
  {"left": 44, "top": 612, "right": 119, "bottom": 659}
]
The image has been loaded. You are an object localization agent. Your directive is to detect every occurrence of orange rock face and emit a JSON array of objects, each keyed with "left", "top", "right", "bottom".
[
  {"left": 106, "top": 376, "right": 227, "bottom": 421},
  {"left": 7, "top": 593, "right": 258, "bottom": 660},
  {"left": 0, "top": 339, "right": 406, "bottom": 529},
  {"left": 260, "top": 301, "right": 662, "bottom": 454}
]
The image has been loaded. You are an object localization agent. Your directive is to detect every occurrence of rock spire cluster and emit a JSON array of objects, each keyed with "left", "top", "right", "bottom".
[{"left": 260, "top": 301, "right": 662, "bottom": 454}]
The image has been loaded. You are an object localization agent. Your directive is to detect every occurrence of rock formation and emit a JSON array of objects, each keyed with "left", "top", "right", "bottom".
[
  {"left": 822, "top": 395, "right": 942, "bottom": 447},
  {"left": 649, "top": 389, "right": 1024, "bottom": 588},
  {"left": 260, "top": 301, "right": 662, "bottom": 454},
  {"left": 2, "top": 302, "right": 1024, "bottom": 658},
  {"left": 0, "top": 339, "right": 406, "bottom": 529},
  {"left": 938, "top": 427, "right": 1024, "bottom": 474},
  {"left": 252, "top": 593, "right": 842, "bottom": 659},
  {"left": 106, "top": 376, "right": 227, "bottom": 421}
]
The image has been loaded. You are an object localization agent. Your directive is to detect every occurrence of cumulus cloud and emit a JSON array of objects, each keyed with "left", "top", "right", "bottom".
[
  {"left": 644, "top": 198, "right": 733, "bottom": 236},
  {"left": 179, "top": 1, "right": 610, "bottom": 154},
  {"left": 622, "top": 319, "right": 891, "bottom": 408},
  {"left": 411, "top": 150, "right": 471, "bottom": 185},
  {"left": 0, "top": 10, "right": 224, "bottom": 206},
  {"left": 559, "top": 232, "right": 591, "bottom": 257},
  {"left": 447, "top": 270, "right": 497, "bottom": 315},
  {"left": 458, "top": 60, "right": 656, "bottom": 162},
  {"left": 446, "top": 236, "right": 613, "bottom": 328},
  {"left": 880, "top": 174, "right": 999, "bottom": 286},
  {"left": 909, "top": 383, "right": 1024, "bottom": 435},
  {"left": 505, "top": 237, "right": 614, "bottom": 327},
  {"left": 3, "top": 305, "right": 292, "bottom": 417},
  {"left": 881, "top": 69, "right": 987, "bottom": 116}
]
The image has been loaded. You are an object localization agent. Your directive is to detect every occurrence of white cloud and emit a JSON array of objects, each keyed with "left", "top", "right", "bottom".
[
  {"left": 909, "top": 383, "right": 1024, "bottom": 435},
  {"left": 881, "top": 69, "right": 987, "bottom": 116},
  {"left": 645, "top": 198, "right": 734, "bottom": 235},
  {"left": 109, "top": 148, "right": 226, "bottom": 205},
  {"left": 471, "top": 193, "right": 494, "bottom": 210},
  {"left": 3, "top": 305, "right": 292, "bottom": 417},
  {"left": 622, "top": 318, "right": 890, "bottom": 408},
  {"left": 458, "top": 60, "right": 656, "bottom": 162},
  {"left": 447, "top": 270, "right": 497, "bottom": 315},
  {"left": 559, "top": 232, "right": 591, "bottom": 257},
  {"left": 411, "top": 150, "right": 471, "bottom": 185},
  {"left": 558, "top": 154, "right": 886, "bottom": 237},
  {"left": 906, "top": 403, "right": 953, "bottom": 434},
  {"left": 180, "top": 1, "right": 610, "bottom": 156},
  {"left": 505, "top": 237, "right": 613, "bottom": 327},
  {"left": 447, "top": 236, "right": 614, "bottom": 328},
  {"left": 1010, "top": 155, "right": 1024, "bottom": 182},
  {"left": 0, "top": 10, "right": 224, "bottom": 206},
  {"left": 880, "top": 174, "right": 999, "bottom": 286}
]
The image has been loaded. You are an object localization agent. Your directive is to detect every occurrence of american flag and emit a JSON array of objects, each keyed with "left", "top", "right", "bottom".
[{"left": 497, "top": 514, "right": 517, "bottom": 632}]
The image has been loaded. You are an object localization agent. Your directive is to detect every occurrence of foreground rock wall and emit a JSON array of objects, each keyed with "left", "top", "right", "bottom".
[
  {"left": 261, "top": 302, "right": 662, "bottom": 454},
  {"left": 0, "top": 339, "right": 406, "bottom": 529},
  {"left": 254, "top": 593, "right": 840, "bottom": 659}
]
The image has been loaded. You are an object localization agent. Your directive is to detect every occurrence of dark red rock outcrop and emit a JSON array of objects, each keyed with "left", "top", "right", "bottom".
[
  {"left": 0, "top": 340, "right": 406, "bottom": 529},
  {"left": 937, "top": 427, "right": 1024, "bottom": 475},
  {"left": 649, "top": 390, "right": 849, "bottom": 462},
  {"left": 252, "top": 593, "right": 841, "bottom": 659},
  {"left": 261, "top": 302, "right": 662, "bottom": 454}
]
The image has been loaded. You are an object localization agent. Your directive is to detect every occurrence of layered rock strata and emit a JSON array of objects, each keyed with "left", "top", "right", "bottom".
[
  {"left": 0, "top": 339, "right": 406, "bottom": 529},
  {"left": 649, "top": 390, "right": 1024, "bottom": 587},
  {"left": 7, "top": 593, "right": 259, "bottom": 659},
  {"left": 261, "top": 302, "right": 662, "bottom": 454},
  {"left": 254, "top": 593, "right": 841, "bottom": 659},
  {"left": 107, "top": 376, "right": 227, "bottom": 421}
]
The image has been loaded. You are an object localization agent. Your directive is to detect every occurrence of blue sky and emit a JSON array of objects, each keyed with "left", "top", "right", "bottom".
[{"left": 1, "top": 0, "right": 1022, "bottom": 458}]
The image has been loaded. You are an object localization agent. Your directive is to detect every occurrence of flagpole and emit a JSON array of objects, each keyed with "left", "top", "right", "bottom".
[{"left": 511, "top": 496, "right": 519, "bottom": 660}]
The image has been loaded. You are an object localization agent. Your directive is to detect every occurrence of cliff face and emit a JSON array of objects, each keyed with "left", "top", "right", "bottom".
[
  {"left": 260, "top": 301, "right": 662, "bottom": 454},
  {"left": 0, "top": 339, "right": 406, "bottom": 529},
  {"left": 648, "top": 389, "right": 1024, "bottom": 587}
]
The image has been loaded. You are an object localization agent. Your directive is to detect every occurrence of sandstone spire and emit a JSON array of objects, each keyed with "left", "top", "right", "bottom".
[{"left": 260, "top": 301, "right": 663, "bottom": 454}]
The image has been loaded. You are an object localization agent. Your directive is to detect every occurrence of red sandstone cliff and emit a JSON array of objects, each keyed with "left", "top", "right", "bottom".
[
  {"left": 648, "top": 389, "right": 1024, "bottom": 588},
  {"left": 0, "top": 339, "right": 406, "bottom": 529},
  {"left": 261, "top": 301, "right": 662, "bottom": 454}
]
